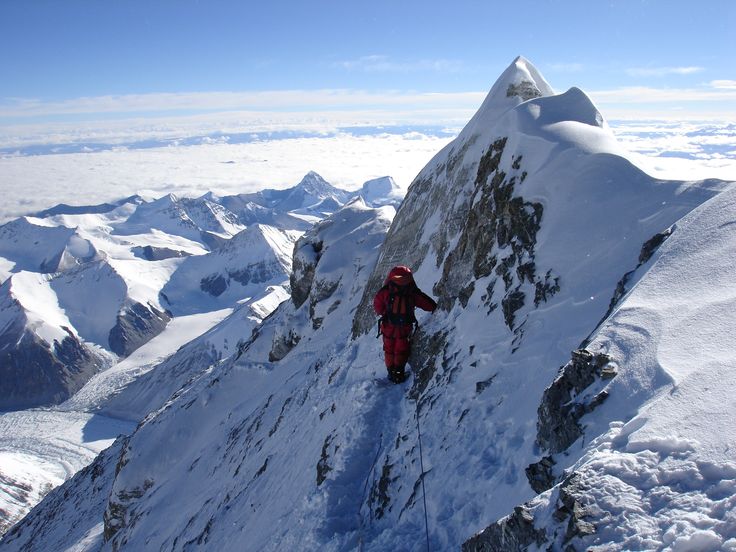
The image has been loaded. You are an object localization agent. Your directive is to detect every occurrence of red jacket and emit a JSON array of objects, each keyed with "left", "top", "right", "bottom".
[
  {"left": 373, "top": 266, "right": 436, "bottom": 326},
  {"left": 373, "top": 285, "right": 436, "bottom": 320}
]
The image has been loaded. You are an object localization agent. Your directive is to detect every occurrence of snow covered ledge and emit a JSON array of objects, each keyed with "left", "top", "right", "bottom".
[{"left": 464, "top": 183, "right": 736, "bottom": 551}]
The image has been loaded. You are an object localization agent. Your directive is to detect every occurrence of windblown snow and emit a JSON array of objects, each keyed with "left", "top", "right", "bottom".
[{"left": 1, "top": 56, "right": 735, "bottom": 552}]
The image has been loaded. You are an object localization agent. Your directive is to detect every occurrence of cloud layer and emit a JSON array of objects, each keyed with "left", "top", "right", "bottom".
[{"left": 1, "top": 121, "right": 734, "bottom": 226}]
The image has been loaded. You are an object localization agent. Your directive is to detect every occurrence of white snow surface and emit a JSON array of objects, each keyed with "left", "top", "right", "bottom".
[
  {"left": 1, "top": 58, "right": 735, "bottom": 552},
  {"left": 0, "top": 170, "right": 399, "bottom": 537},
  {"left": 0, "top": 410, "right": 134, "bottom": 534},
  {"left": 521, "top": 185, "right": 736, "bottom": 551}
]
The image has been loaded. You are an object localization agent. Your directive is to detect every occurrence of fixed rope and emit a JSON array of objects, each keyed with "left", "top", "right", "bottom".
[
  {"left": 415, "top": 398, "right": 431, "bottom": 552},
  {"left": 358, "top": 432, "right": 384, "bottom": 552}
]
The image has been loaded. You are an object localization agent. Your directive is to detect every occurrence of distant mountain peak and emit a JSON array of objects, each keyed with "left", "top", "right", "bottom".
[{"left": 296, "top": 171, "right": 336, "bottom": 194}]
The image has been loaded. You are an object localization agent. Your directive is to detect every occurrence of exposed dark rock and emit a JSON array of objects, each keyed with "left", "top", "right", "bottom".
[
  {"left": 432, "top": 137, "right": 556, "bottom": 340},
  {"left": 408, "top": 330, "right": 449, "bottom": 399},
  {"left": 370, "top": 459, "right": 395, "bottom": 519},
  {"left": 525, "top": 455, "right": 556, "bottom": 494},
  {"left": 229, "top": 260, "right": 279, "bottom": 286},
  {"left": 501, "top": 289, "right": 525, "bottom": 330},
  {"left": 103, "top": 477, "right": 154, "bottom": 545},
  {"left": 316, "top": 435, "right": 334, "bottom": 486},
  {"left": 0, "top": 437, "right": 127, "bottom": 549},
  {"left": 132, "top": 245, "right": 191, "bottom": 261},
  {"left": 524, "top": 349, "right": 615, "bottom": 492},
  {"left": 639, "top": 228, "right": 672, "bottom": 264},
  {"left": 108, "top": 302, "right": 171, "bottom": 357},
  {"left": 475, "top": 373, "right": 497, "bottom": 394},
  {"left": 553, "top": 474, "right": 596, "bottom": 547},
  {"left": 536, "top": 349, "right": 613, "bottom": 454},
  {"left": 291, "top": 239, "right": 322, "bottom": 309},
  {"left": 268, "top": 330, "right": 301, "bottom": 362},
  {"left": 463, "top": 473, "right": 597, "bottom": 552},
  {"left": 0, "top": 321, "right": 105, "bottom": 410},
  {"left": 200, "top": 274, "right": 228, "bottom": 296},
  {"left": 506, "top": 80, "right": 544, "bottom": 101},
  {"left": 199, "top": 231, "right": 228, "bottom": 250},
  {"left": 462, "top": 505, "right": 545, "bottom": 552}
]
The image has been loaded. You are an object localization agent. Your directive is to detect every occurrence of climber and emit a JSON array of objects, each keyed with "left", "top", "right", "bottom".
[{"left": 373, "top": 265, "right": 437, "bottom": 384}]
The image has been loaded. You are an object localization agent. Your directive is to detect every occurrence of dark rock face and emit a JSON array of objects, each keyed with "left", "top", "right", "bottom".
[
  {"left": 463, "top": 473, "right": 596, "bottom": 552},
  {"left": 268, "top": 330, "right": 301, "bottom": 362},
  {"left": 525, "top": 349, "right": 616, "bottom": 493},
  {"left": 108, "top": 302, "right": 171, "bottom": 357},
  {"left": 536, "top": 349, "right": 613, "bottom": 455},
  {"left": 552, "top": 474, "right": 596, "bottom": 547},
  {"left": 229, "top": 260, "right": 279, "bottom": 287},
  {"left": 433, "top": 138, "right": 557, "bottom": 347},
  {"left": 132, "top": 245, "right": 191, "bottom": 261},
  {"left": 525, "top": 455, "right": 556, "bottom": 494},
  {"left": 462, "top": 505, "right": 545, "bottom": 552},
  {"left": 200, "top": 274, "right": 228, "bottom": 297},
  {"left": 290, "top": 239, "right": 322, "bottom": 309},
  {"left": 0, "top": 321, "right": 105, "bottom": 410},
  {"left": 198, "top": 259, "right": 286, "bottom": 298},
  {"left": 506, "top": 80, "right": 544, "bottom": 101},
  {"left": 103, "top": 440, "right": 154, "bottom": 548},
  {"left": 353, "top": 135, "right": 558, "bottom": 345},
  {"left": 316, "top": 434, "right": 334, "bottom": 486}
]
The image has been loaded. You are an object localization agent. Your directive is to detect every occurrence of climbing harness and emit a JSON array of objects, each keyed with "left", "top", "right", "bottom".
[{"left": 415, "top": 398, "right": 431, "bottom": 552}]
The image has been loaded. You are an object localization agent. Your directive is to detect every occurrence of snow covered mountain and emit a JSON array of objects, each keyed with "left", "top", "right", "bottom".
[
  {"left": 3, "top": 57, "right": 735, "bottom": 552},
  {"left": 357, "top": 176, "right": 404, "bottom": 209},
  {"left": 0, "top": 171, "right": 399, "bottom": 533},
  {"left": 0, "top": 171, "right": 364, "bottom": 410}
]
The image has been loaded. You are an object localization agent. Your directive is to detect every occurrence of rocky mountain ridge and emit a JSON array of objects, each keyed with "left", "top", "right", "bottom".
[{"left": 2, "top": 57, "right": 735, "bottom": 551}]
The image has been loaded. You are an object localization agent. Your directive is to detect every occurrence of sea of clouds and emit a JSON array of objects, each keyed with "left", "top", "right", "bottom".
[{"left": 0, "top": 120, "right": 734, "bottom": 224}]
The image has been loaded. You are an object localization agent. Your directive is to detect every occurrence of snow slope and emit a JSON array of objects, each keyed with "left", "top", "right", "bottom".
[
  {"left": 0, "top": 171, "right": 358, "bottom": 410},
  {"left": 2, "top": 57, "right": 734, "bottom": 552},
  {"left": 0, "top": 171, "right": 399, "bottom": 535},
  {"left": 489, "top": 183, "right": 736, "bottom": 551}
]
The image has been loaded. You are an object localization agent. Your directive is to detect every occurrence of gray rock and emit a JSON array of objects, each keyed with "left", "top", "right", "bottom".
[
  {"left": 132, "top": 245, "right": 191, "bottom": 261},
  {"left": 108, "top": 302, "right": 171, "bottom": 357},
  {"left": 536, "top": 349, "right": 612, "bottom": 455},
  {"left": 0, "top": 320, "right": 105, "bottom": 410},
  {"left": 462, "top": 505, "right": 545, "bottom": 552},
  {"left": 290, "top": 238, "right": 322, "bottom": 309}
]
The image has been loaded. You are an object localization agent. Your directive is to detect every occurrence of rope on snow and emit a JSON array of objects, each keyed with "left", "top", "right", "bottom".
[{"left": 415, "top": 398, "right": 431, "bottom": 552}]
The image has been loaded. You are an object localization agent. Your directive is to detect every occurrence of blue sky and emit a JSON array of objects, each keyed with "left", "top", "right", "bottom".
[{"left": 1, "top": 0, "right": 735, "bottom": 128}]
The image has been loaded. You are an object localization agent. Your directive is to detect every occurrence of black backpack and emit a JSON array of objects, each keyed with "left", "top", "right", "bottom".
[{"left": 383, "top": 281, "right": 417, "bottom": 326}]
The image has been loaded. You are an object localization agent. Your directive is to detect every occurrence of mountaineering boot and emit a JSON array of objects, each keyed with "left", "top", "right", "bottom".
[
  {"left": 390, "top": 366, "right": 408, "bottom": 384},
  {"left": 388, "top": 366, "right": 401, "bottom": 383}
]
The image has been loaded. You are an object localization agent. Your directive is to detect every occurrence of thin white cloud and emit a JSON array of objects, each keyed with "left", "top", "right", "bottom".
[
  {"left": 0, "top": 133, "right": 455, "bottom": 223},
  {"left": 626, "top": 66, "right": 704, "bottom": 77},
  {"left": 0, "top": 89, "right": 484, "bottom": 119},
  {"left": 711, "top": 80, "right": 736, "bottom": 90},
  {"left": 334, "top": 55, "right": 466, "bottom": 74},
  {"left": 590, "top": 86, "right": 736, "bottom": 104}
]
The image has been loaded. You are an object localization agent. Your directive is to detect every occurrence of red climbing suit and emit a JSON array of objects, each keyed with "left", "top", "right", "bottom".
[{"left": 373, "top": 266, "right": 437, "bottom": 382}]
